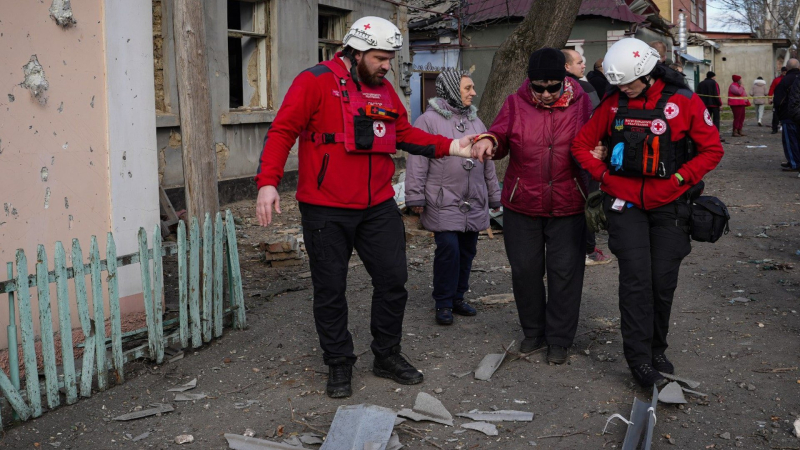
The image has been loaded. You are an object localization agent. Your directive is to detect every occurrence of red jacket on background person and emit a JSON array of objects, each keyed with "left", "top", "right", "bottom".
[
  {"left": 769, "top": 75, "right": 784, "bottom": 100},
  {"left": 728, "top": 82, "right": 749, "bottom": 106},
  {"left": 255, "top": 53, "right": 453, "bottom": 209},
  {"left": 571, "top": 79, "right": 724, "bottom": 210},
  {"left": 487, "top": 77, "right": 591, "bottom": 217}
]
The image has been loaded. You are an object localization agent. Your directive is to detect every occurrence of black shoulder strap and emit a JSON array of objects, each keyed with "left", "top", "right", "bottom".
[
  {"left": 617, "top": 93, "right": 628, "bottom": 115},
  {"left": 656, "top": 85, "right": 678, "bottom": 110}
]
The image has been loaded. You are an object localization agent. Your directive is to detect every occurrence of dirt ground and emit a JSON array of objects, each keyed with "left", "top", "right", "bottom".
[{"left": 1, "top": 115, "right": 799, "bottom": 449}]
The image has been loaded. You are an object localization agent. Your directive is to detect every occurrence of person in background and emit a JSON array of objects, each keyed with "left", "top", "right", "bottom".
[
  {"left": 471, "top": 48, "right": 601, "bottom": 365},
  {"left": 769, "top": 67, "right": 787, "bottom": 134},
  {"left": 649, "top": 40, "right": 668, "bottom": 64},
  {"left": 728, "top": 75, "right": 749, "bottom": 137},
  {"left": 773, "top": 58, "right": 800, "bottom": 171},
  {"left": 697, "top": 71, "right": 725, "bottom": 142},
  {"left": 561, "top": 49, "right": 611, "bottom": 266},
  {"left": 405, "top": 69, "right": 501, "bottom": 326},
  {"left": 562, "top": 49, "right": 600, "bottom": 109},
  {"left": 586, "top": 58, "right": 609, "bottom": 98},
  {"left": 750, "top": 76, "right": 768, "bottom": 126}
]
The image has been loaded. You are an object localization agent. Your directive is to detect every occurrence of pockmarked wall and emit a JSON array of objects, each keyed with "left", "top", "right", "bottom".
[{"left": 0, "top": 0, "right": 159, "bottom": 348}]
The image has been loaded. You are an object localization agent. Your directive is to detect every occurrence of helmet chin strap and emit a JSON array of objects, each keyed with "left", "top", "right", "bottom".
[
  {"left": 344, "top": 50, "right": 363, "bottom": 92},
  {"left": 634, "top": 75, "right": 652, "bottom": 98}
]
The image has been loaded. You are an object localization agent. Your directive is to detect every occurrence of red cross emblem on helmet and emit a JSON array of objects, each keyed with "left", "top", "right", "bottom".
[
  {"left": 364, "top": 23, "right": 371, "bottom": 30},
  {"left": 633, "top": 51, "right": 640, "bottom": 58}
]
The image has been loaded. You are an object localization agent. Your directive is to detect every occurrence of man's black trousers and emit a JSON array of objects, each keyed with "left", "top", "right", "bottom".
[
  {"left": 603, "top": 196, "right": 692, "bottom": 367},
  {"left": 503, "top": 209, "right": 586, "bottom": 348},
  {"left": 300, "top": 199, "right": 408, "bottom": 365}
]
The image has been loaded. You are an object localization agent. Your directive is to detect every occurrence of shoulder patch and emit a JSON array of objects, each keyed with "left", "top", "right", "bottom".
[
  {"left": 303, "top": 65, "right": 332, "bottom": 77},
  {"left": 675, "top": 88, "right": 693, "bottom": 99}
]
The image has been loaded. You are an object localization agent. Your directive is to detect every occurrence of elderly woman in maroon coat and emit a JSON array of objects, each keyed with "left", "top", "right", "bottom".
[
  {"left": 472, "top": 48, "right": 601, "bottom": 364},
  {"left": 405, "top": 69, "right": 502, "bottom": 326}
]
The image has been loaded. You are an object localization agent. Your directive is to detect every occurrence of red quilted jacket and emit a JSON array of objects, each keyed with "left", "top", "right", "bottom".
[{"left": 487, "top": 77, "right": 591, "bottom": 217}]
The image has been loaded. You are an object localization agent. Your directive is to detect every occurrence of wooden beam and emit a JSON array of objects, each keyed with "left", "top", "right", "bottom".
[{"left": 172, "top": 0, "right": 219, "bottom": 220}]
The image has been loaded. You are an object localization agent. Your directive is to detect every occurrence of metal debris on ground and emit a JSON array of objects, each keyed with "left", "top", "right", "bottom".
[
  {"left": 474, "top": 340, "right": 514, "bottom": 381},
  {"left": 225, "top": 434, "right": 304, "bottom": 450},
  {"left": 320, "top": 404, "right": 396, "bottom": 450},
  {"left": 455, "top": 410, "right": 533, "bottom": 422},
  {"left": 397, "top": 392, "right": 454, "bottom": 426},
  {"left": 729, "top": 297, "right": 751, "bottom": 304},
  {"left": 260, "top": 236, "right": 305, "bottom": 267},
  {"left": 235, "top": 400, "right": 261, "bottom": 409},
  {"left": 113, "top": 403, "right": 174, "bottom": 421},
  {"left": 661, "top": 373, "right": 701, "bottom": 389},
  {"left": 461, "top": 421, "right": 499, "bottom": 436},
  {"left": 244, "top": 429, "right": 256, "bottom": 438},
  {"left": 282, "top": 436, "right": 304, "bottom": 447},
  {"left": 132, "top": 432, "right": 151, "bottom": 442},
  {"left": 174, "top": 392, "right": 208, "bottom": 401},
  {"left": 298, "top": 433, "right": 324, "bottom": 445},
  {"left": 175, "top": 435, "right": 194, "bottom": 444},
  {"left": 793, "top": 418, "right": 800, "bottom": 438},
  {"left": 681, "top": 387, "right": 709, "bottom": 397},
  {"left": 386, "top": 432, "right": 403, "bottom": 450},
  {"left": 474, "top": 293, "right": 515, "bottom": 305},
  {"left": 658, "top": 382, "right": 688, "bottom": 404},
  {"left": 602, "top": 386, "right": 658, "bottom": 450}
]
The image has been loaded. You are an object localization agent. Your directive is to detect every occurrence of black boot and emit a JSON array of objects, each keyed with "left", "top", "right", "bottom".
[
  {"left": 435, "top": 308, "right": 453, "bottom": 325},
  {"left": 652, "top": 353, "right": 674, "bottom": 374},
  {"left": 452, "top": 300, "right": 477, "bottom": 316},
  {"left": 630, "top": 363, "right": 667, "bottom": 388},
  {"left": 373, "top": 353, "right": 424, "bottom": 385},
  {"left": 326, "top": 358, "right": 353, "bottom": 398}
]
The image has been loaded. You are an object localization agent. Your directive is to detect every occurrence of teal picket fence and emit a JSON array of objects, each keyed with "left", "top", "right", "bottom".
[{"left": 0, "top": 210, "right": 245, "bottom": 426}]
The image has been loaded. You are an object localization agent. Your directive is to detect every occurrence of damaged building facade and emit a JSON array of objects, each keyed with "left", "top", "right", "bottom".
[
  {"left": 155, "top": 0, "right": 413, "bottom": 205},
  {"left": 0, "top": 1, "right": 159, "bottom": 346}
]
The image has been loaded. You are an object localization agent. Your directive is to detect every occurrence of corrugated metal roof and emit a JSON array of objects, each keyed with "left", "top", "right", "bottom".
[{"left": 464, "top": 0, "right": 646, "bottom": 25}]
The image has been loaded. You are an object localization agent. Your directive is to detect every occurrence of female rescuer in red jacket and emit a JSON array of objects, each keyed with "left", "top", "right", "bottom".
[{"left": 571, "top": 38, "right": 723, "bottom": 388}]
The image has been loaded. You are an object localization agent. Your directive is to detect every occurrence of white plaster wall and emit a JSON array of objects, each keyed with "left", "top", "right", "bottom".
[{"left": 104, "top": 1, "right": 159, "bottom": 304}]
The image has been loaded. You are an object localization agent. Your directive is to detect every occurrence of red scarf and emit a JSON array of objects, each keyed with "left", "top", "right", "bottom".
[{"left": 529, "top": 77, "right": 575, "bottom": 109}]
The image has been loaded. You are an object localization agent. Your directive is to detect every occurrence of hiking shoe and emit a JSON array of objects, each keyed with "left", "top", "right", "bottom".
[
  {"left": 373, "top": 354, "right": 424, "bottom": 385},
  {"left": 519, "top": 336, "right": 546, "bottom": 354},
  {"left": 586, "top": 248, "right": 613, "bottom": 266},
  {"left": 630, "top": 363, "right": 668, "bottom": 388},
  {"left": 326, "top": 360, "right": 353, "bottom": 398},
  {"left": 452, "top": 300, "right": 477, "bottom": 316},
  {"left": 435, "top": 308, "right": 453, "bottom": 325},
  {"left": 652, "top": 353, "right": 675, "bottom": 374},
  {"left": 547, "top": 345, "right": 569, "bottom": 365}
]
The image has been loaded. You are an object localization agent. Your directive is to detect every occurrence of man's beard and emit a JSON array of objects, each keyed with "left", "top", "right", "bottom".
[{"left": 357, "top": 60, "right": 387, "bottom": 87}]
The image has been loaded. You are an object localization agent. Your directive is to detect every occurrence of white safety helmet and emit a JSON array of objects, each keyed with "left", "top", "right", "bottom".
[
  {"left": 602, "top": 38, "right": 660, "bottom": 85},
  {"left": 342, "top": 16, "right": 403, "bottom": 52}
]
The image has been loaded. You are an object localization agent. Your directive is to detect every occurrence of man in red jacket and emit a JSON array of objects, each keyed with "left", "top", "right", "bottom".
[
  {"left": 769, "top": 66, "right": 787, "bottom": 134},
  {"left": 572, "top": 38, "right": 723, "bottom": 388},
  {"left": 255, "top": 16, "right": 479, "bottom": 399}
]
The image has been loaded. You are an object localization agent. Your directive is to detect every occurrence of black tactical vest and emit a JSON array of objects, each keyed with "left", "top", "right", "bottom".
[{"left": 607, "top": 85, "right": 695, "bottom": 178}]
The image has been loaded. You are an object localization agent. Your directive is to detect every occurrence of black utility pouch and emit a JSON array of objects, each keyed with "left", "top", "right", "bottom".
[
  {"left": 690, "top": 195, "right": 730, "bottom": 243},
  {"left": 354, "top": 111, "right": 374, "bottom": 150}
]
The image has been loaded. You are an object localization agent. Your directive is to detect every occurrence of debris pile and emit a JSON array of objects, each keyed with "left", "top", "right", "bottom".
[{"left": 260, "top": 236, "right": 304, "bottom": 268}]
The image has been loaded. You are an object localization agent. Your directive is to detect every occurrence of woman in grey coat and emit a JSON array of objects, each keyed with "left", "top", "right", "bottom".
[{"left": 405, "top": 69, "right": 502, "bottom": 325}]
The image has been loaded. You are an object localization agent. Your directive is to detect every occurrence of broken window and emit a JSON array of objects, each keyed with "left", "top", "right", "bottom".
[
  {"left": 227, "top": 0, "right": 271, "bottom": 109},
  {"left": 318, "top": 7, "right": 348, "bottom": 62}
]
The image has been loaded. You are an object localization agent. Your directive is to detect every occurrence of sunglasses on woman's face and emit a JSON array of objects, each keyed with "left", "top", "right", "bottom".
[{"left": 530, "top": 81, "right": 563, "bottom": 94}]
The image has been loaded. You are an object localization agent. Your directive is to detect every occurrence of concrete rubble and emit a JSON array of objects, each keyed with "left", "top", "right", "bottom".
[{"left": 260, "top": 236, "right": 304, "bottom": 267}]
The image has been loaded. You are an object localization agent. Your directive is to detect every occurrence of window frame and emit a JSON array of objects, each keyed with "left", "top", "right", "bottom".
[
  {"left": 318, "top": 7, "right": 348, "bottom": 63},
  {"left": 227, "top": 0, "right": 272, "bottom": 111}
]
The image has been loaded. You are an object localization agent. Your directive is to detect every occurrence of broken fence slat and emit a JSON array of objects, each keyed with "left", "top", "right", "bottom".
[
  {"left": 138, "top": 228, "right": 157, "bottom": 360},
  {"left": 189, "top": 217, "right": 202, "bottom": 348},
  {"left": 152, "top": 226, "right": 165, "bottom": 364},
  {"left": 225, "top": 210, "right": 246, "bottom": 329},
  {"left": 71, "top": 239, "right": 92, "bottom": 337},
  {"left": 35, "top": 245, "right": 60, "bottom": 409},
  {"left": 90, "top": 236, "right": 108, "bottom": 391},
  {"left": 202, "top": 213, "right": 213, "bottom": 343},
  {"left": 15, "top": 250, "right": 42, "bottom": 418},
  {"left": 55, "top": 242, "right": 78, "bottom": 404},
  {"left": 0, "top": 366, "right": 30, "bottom": 421},
  {"left": 177, "top": 221, "right": 189, "bottom": 348},
  {"left": 213, "top": 212, "right": 224, "bottom": 338},
  {"left": 106, "top": 233, "right": 124, "bottom": 384}
]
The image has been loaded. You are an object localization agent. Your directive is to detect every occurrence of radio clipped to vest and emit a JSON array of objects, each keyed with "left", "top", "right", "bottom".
[{"left": 607, "top": 86, "right": 695, "bottom": 178}]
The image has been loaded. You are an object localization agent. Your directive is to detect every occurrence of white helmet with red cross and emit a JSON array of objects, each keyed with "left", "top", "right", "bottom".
[
  {"left": 343, "top": 16, "right": 403, "bottom": 52},
  {"left": 602, "top": 38, "right": 660, "bottom": 85}
]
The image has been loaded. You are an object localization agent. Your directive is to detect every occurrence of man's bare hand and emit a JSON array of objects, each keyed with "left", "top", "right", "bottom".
[
  {"left": 411, "top": 206, "right": 424, "bottom": 214},
  {"left": 472, "top": 138, "right": 495, "bottom": 163},
  {"left": 591, "top": 141, "right": 608, "bottom": 160},
  {"left": 256, "top": 185, "right": 281, "bottom": 226}
]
